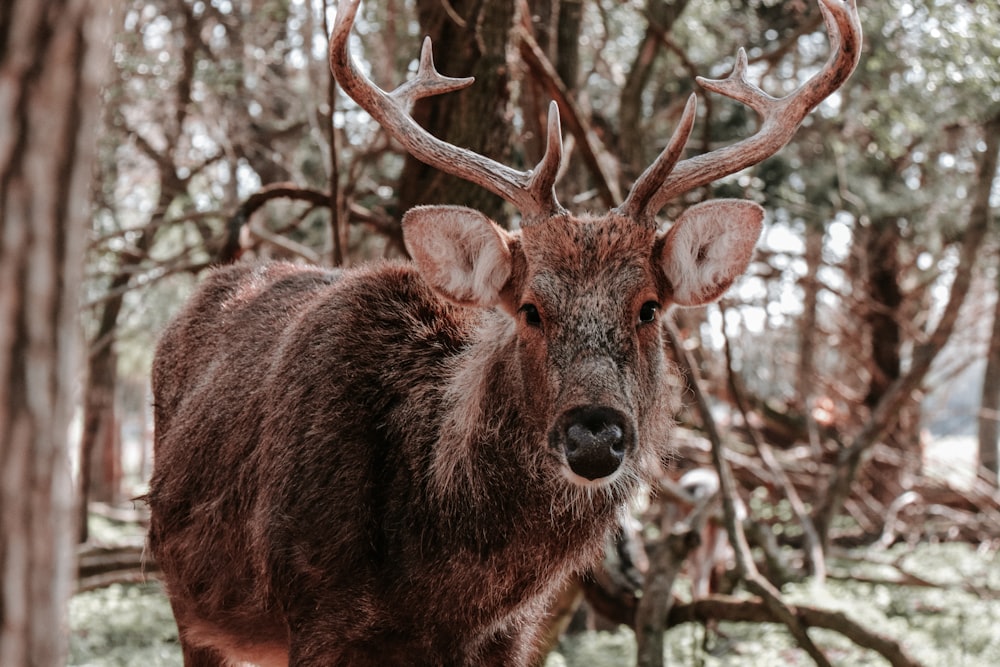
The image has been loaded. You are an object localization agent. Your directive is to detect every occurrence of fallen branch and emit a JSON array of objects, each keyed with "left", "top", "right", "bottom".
[
  {"left": 668, "top": 595, "right": 923, "bottom": 667},
  {"left": 77, "top": 541, "right": 158, "bottom": 594}
]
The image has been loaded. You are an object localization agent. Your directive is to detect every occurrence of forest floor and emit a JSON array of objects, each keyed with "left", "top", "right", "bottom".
[{"left": 69, "top": 539, "right": 1000, "bottom": 666}]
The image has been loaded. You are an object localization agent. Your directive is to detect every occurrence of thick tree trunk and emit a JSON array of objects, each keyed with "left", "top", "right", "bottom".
[
  {"left": 0, "top": 1, "right": 110, "bottom": 664},
  {"left": 521, "top": 0, "right": 583, "bottom": 168},
  {"left": 863, "top": 220, "right": 903, "bottom": 410},
  {"left": 979, "top": 243, "right": 1000, "bottom": 479},
  {"left": 859, "top": 219, "right": 922, "bottom": 503},
  {"left": 397, "top": 0, "right": 516, "bottom": 227}
]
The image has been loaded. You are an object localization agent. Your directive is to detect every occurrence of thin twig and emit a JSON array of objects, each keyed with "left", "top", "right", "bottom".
[{"left": 720, "top": 304, "right": 827, "bottom": 582}]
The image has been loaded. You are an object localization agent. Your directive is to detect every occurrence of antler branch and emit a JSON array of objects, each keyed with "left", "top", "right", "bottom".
[
  {"left": 330, "top": 0, "right": 566, "bottom": 223},
  {"left": 618, "top": 0, "right": 862, "bottom": 225}
]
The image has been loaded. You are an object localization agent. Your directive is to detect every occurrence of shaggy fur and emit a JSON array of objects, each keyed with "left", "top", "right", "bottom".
[{"left": 147, "top": 203, "right": 761, "bottom": 666}]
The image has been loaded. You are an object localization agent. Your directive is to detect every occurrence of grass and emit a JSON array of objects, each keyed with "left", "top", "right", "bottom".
[
  {"left": 69, "top": 582, "right": 180, "bottom": 667},
  {"left": 69, "top": 542, "right": 1000, "bottom": 666}
]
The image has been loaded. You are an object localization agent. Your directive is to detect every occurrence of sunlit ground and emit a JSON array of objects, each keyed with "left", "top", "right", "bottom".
[{"left": 69, "top": 542, "right": 1000, "bottom": 666}]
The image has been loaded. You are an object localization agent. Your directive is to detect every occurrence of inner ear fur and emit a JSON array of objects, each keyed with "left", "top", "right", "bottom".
[
  {"left": 658, "top": 199, "right": 764, "bottom": 307},
  {"left": 402, "top": 205, "right": 516, "bottom": 310}
]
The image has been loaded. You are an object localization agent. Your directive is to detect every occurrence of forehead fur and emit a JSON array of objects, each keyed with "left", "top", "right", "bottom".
[{"left": 518, "top": 213, "right": 659, "bottom": 300}]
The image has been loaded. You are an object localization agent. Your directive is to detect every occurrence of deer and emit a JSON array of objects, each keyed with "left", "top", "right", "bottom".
[{"left": 145, "top": 0, "right": 861, "bottom": 664}]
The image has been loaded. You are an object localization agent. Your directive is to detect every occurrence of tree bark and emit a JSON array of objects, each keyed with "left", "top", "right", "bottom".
[
  {"left": 858, "top": 217, "right": 922, "bottom": 502},
  {"left": 0, "top": 0, "right": 110, "bottom": 664},
  {"left": 979, "top": 247, "right": 1000, "bottom": 479},
  {"left": 862, "top": 219, "right": 903, "bottom": 412},
  {"left": 796, "top": 221, "right": 823, "bottom": 407},
  {"left": 397, "top": 0, "right": 517, "bottom": 226}
]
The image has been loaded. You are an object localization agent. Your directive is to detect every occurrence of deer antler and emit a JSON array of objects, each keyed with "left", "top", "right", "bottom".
[
  {"left": 330, "top": 0, "right": 566, "bottom": 224},
  {"left": 617, "top": 0, "right": 863, "bottom": 226}
]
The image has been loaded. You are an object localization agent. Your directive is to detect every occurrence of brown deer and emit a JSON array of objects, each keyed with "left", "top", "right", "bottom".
[{"left": 146, "top": 0, "right": 861, "bottom": 664}]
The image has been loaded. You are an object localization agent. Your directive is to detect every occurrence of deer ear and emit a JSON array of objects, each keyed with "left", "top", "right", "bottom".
[
  {"left": 658, "top": 200, "right": 763, "bottom": 306},
  {"left": 403, "top": 205, "right": 514, "bottom": 309}
]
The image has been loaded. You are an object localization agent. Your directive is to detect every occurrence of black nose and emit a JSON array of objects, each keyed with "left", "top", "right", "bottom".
[{"left": 560, "top": 406, "right": 631, "bottom": 481}]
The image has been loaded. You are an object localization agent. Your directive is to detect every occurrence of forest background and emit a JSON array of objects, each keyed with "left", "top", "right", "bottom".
[{"left": 2, "top": 0, "right": 1000, "bottom": 665}]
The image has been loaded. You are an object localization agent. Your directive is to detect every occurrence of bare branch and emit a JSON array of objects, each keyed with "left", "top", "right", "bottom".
[
  {"left": 515, "top": 23, "right": 621, "bottom": 207},
  {"left": 218, "top": 182, "right": 331, "bottom": 264},
  {"left": 669, "top": 596, "right": 923, "bottom": 667}
]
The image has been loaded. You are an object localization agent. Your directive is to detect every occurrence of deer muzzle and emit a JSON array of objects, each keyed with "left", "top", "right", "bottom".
[{"left": 552, "top": 405, "right": 634, "bottom": 482}]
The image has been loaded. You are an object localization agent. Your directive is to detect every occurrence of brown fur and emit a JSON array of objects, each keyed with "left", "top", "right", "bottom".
[{"left": 147, "top": 206, "right": 760, "bottom": 666}]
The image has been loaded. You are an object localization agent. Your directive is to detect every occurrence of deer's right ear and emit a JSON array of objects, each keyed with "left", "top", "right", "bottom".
[{"left": 403, "top": 205, "right": 515, "bottom": 310}]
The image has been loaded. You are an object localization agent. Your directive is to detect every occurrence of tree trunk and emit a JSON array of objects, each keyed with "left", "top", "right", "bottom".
[
  {"left": 797, "top": 220, "right": 824, "bottom": 453},
  {"left": 0, "top": 1, "right": 110, "bottom": 664},
  {"left": 78, "top": 262, "right": 136, "bottom": 542},
  {"left": 397, "top": 0, "right": 516, "bottom": 227},
  {"left": 796, "top": 222, "right": 823, "bottom": 399},
  {"left": 863, "top": 220, "right": 903, "bottom": 410},
  {"left": 979, "top": 245, "right": 1000, "bottom": 479},
  {"left": 859, "top": 219, "right": 922, "bottom": 502},
  {"left": 814, "top": 115, "right": 1000, "bottom": 548},
  {"left": 521, "top": 0, "right": 583, "bottom": 171},
  {"left": 522, "top": 0, "right": 560, "bottom": 168}
]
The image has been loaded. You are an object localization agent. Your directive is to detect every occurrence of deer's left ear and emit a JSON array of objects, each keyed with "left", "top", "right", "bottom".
[{"left": 657, "top": 200, "right": 764, "bottom": 306}]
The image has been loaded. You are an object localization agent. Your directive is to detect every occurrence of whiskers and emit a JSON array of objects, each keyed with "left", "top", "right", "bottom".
[{"left": 546, "top": 459, "right": 642, "bottom": 526}]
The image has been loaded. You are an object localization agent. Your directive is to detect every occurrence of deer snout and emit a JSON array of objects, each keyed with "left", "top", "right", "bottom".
[{"left": 555, "top": 406, "right": 633, "bottom": 482}]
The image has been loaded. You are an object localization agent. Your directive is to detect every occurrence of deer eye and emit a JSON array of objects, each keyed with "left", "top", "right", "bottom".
[
  {"left": 638, "top": 301, "right": 660, "bottom": 324},
  {"left": 519, "top": 303, "right": 542, "bottom": 328}
]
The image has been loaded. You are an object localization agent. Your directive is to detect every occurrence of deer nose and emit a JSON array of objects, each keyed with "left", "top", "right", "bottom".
[{"left": 560, "top": 406, "right": 631, "bottom": 481}]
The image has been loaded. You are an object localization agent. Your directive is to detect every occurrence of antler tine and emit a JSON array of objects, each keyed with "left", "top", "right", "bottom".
[
  {"left": 524, "top": 102, "right": 565, "bottom": 220},
  {"left": 330, "top": 0, "right": 566, "bottom": 224},
  {"left": 391, "top": 38, "right": 475, "bottom": 108},
  {"left": 615, "top": 93, "right": 697, "bottom": 226},
  {"left": 623, "top": 0, "right": 862, "bottom": 221},
  {"left": 697, "top": 48, "right": 776, "bottom": 113}
]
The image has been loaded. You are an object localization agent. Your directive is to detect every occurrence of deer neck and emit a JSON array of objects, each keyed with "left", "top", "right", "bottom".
[{"left": 428, "top": 311, "right": 537, "bottom": 501}]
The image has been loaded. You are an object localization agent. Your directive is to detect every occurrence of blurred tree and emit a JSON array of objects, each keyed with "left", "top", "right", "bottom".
[
  {"left": 81, "top": 0, "right": 348, "bottom": 537},
  {"left": 0, "top": 0, "right": 111, "bottom": 664},
  {"left": 982, "top": 264, "right": 1000, "bottom": 477},
  {"left": 81, "top": 0, "right": 215, "bottom": 541},
  {"left": 800, "top": 0, "right": 1000, "bottom": 540}
]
